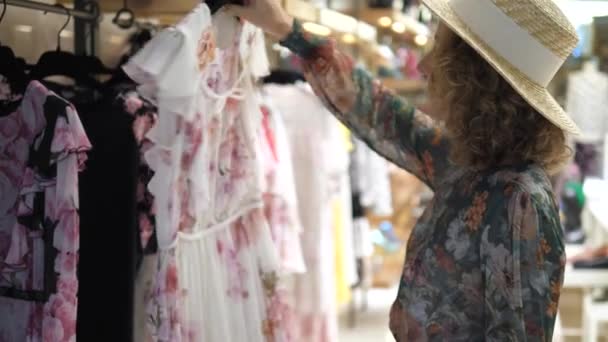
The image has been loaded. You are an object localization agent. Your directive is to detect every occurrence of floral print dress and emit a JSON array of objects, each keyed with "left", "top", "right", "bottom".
[
  {"left": 0, "top": 80, "right": 91, "bottom": 341},
  {"left": 258, "top": 98, "right": 306, "bottom": 275},
  {"left": 280, "top": 20, "right": 565, "bottom": 341},
  {"left": 124, "top": 5, "right": 290, "bottom": 342},
  {"left": 265, "top": 82, "right": 352, "bottom": 342}
]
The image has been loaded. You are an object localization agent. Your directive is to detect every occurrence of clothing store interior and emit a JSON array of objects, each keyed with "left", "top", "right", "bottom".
[{"left": 2, "top": 0, "right": 608, "bottom": 341}]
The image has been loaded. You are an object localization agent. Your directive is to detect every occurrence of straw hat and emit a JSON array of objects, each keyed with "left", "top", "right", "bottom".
[{"left": 421, "top": 0, "right": 581, "bottom": 135}]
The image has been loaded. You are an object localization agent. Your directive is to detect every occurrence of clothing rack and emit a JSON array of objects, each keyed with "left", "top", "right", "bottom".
[{"left": 5, "top": 0, "right": 100, "bottom": 56}]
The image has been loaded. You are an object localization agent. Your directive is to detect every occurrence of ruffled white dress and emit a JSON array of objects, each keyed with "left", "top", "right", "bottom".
[
  {"left": 124, "top": 5, "right": 288, "bottom": 341},
  {"left": 264, "top": 83, "right": 346, "bottom": 342}
]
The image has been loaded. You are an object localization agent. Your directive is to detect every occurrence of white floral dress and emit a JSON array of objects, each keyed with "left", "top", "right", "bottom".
[
  {"left": 264, "top": 83, "right": 351, "bottom": 342},
  {"left": 124, "top": 5, "right": 289, "bottom": 342}
]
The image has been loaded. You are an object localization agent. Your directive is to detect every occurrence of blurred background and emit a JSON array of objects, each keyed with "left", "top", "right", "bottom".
[{"left": 2, "top": 0, "right": 608, "bottom": 341}]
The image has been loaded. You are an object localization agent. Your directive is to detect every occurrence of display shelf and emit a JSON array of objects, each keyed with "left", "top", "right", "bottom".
[
  {"left": 283, "top": 0, "right": 318, "bottom": 22},
  {"left": 58, "top": 0, "right": 198, "bottom": 15},
  {"left": 371, "top": 169, "right": 423, "bottom": 288},
  {"left": 349, "top": 7, "right": 429, "bottom": 44},
  {"left": 380, "top": 78, "right": 426, "bottom": 93}
]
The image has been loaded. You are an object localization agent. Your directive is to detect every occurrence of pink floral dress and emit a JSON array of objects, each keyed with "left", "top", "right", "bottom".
[
  {"left": 124, "top": 5, "right": 291, "bottom": 342},
  {"left": 0, "top": 80, "right": 91, "bottom": 341}
]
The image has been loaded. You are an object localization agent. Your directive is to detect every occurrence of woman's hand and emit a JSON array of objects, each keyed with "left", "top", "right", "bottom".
[{"left": 224, "top": 0, "right": 294, "bottom": 39}]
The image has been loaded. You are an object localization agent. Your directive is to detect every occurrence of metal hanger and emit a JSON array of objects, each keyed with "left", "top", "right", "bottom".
[
  {"left": 56, "top": 4, "right": 71, "bottom": 51},
  {"left": 30, "top": 4, "right": 102, "bottom": 90},
  {"left": 113, "top": 0, "right": 135, "bottom": 29},
  {"left": 0, "top": 0, "right": 7, "bottom": 24}
]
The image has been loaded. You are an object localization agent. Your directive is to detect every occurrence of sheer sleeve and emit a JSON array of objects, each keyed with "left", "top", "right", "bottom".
[
  {"left": 482, "top": 188, "right": 564, "bottom": 341},
  {"left": 280, "top": 19, "right": 453, "bottom": 190}
]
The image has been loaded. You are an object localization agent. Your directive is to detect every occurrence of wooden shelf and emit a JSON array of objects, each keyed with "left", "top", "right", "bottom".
[
  {"left": 350, "top": 7, "right": 429, "bottom": 44},
  {"left": 283, "top": 0, "right": 318, "bottom": 22},
  {"left": 58, "top": 0, "right": 199, "bottom": 16},
  {"left": 380, "top": 78, "right": 426, "bottom": 93}
]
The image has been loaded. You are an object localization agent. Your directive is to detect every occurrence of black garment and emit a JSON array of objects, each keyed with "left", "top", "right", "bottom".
[
  {"left": 75, "top": 91, "right": 139, "bottom": 342},
  {"left": 351, "top": 193, "right": 365, "bottom": 219}
]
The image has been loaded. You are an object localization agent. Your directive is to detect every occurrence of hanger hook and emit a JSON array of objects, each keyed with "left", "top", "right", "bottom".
[
  {"left": 56, "top": 4, "right": 71, "bottom": 51},
  {"left": 113, "top": 0, "right": 135, "bottom": 29},
  {"left": 0, "top": 0, "right": 7, "bottom": 25}
]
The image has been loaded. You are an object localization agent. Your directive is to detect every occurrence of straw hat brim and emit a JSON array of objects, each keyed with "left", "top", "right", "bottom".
[{"left": 421, "top": 0, "right": 581, "bottom": 135}]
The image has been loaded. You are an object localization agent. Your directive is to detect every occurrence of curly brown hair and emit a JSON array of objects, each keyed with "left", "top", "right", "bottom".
[{"left": 427, "top": 25, "right": 570, "bottom": 174}]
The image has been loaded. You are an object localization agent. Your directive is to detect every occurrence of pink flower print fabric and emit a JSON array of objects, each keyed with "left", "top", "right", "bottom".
[
  {"left": 0, "top": 81, "right": 91, "bottom": 342},
  {"left": 197, "top": 29, "right": 216, "bottom": 72},
  {"left": 124, "top": 4, "right": 293, "bottom": 341},
  {"left": 259, "top": 103, "right": 305, "bottom": 275},
  {"left": 118, "top": 91, "right": 159, "bottom": 253},
  {"left": 0, "top": 75, "right": 23, "bottom": 105}
]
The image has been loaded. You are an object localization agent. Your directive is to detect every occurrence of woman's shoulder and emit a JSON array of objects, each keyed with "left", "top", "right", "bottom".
[
  {"left": 481, "top": 163, "right": 552, "bottom": 195},
  {"left": 465, "top": 163, "right": 557, "bottom": 215},
  {"left": 469, "top": 164, "right": 561, "bottom": 243}
]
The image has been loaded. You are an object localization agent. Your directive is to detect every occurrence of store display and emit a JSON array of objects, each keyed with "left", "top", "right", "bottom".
[
  {"left": 265, "top": 82, "right": 360, "bottom": 342},
  {"left": 575, "top": 142, "right": 603, "bottom": 179},
  {"left": 122, "top": 5, "right": 297, "bottom": 341},
  {"left": 281, "top": 16, "right": 568, "bottom": 340},
  {"left": 566, "top": 61, "right": 608, "bottom": 142},
  {"left": 74, "top": 84, "right": 141, "bottom": 342},
  {"left": 6, "top": 0, "right": 608, "bottom": 341},
  {"left": 259, "top": 99, "right": 306, "bottom": 275},
  {"left": 0, "top": 80, "right": 91, "bottom": 341},
  {"left": 350, "top": 139, "right": 393, "bottom": 217},
  {"left": 569, "top": 245, "right": 608, "bottom": 269}
]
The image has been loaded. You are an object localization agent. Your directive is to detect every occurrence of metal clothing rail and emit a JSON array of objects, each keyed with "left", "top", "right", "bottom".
[
  {"left": 5, "top": 0, "right": 100, "bottom": 55},
  {"left": 5, "top": 0, "right": 99, "bottom": 21}
]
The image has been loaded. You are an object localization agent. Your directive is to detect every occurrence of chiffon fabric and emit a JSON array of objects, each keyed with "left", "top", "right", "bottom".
[
  {"left": 0, "top": 81, "right": 90, "bottom": 341},
  {"left": 281, "top": 19, "right": 567, "bottom": 341},
  {"left": 124, "top": 5, "right": 289, "bottom": 341},
  {"left": 264, "top": 83, "right": 347, "bottom": 342},
  {"left": 258, "top": 98, "right": 305, "bottom": 275}
]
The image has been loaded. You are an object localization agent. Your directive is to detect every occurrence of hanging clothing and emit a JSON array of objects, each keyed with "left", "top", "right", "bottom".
[
  {"left": 43, "top": 77, "right": 158, "bottom": 342},
  {"left": 566, "top": 61, "right": 608, "bottom": 143},
  {"left": 258, "top": 97, "right": 306, "bottom": 342},
  {"left": 0, "top": 80, "right": 91, "bottom": 341},
  {"left": 124, "top": 5, "right": 289, "bottom": 341},
  {"left": 74, "top": 85, "right": 141, "bottom": 342},
  {"left": 281, "top": 19, "right": 566, "bottom": 341},
  {"left": 350, "top": 138, "right": 393, "bottom": 263},
  {"left": 119, "top": 90, "right": 159, "bottom": 257},
  {"left": 350, "top": 138, "right": 393, "bottom": 217},
  {"left": 332, "top": 199, "right": 351, "bottom": 306},
  {"left": 259, "top": 98, "right": 305, "bottom": 275},
  {"left": 264, "top": 82, "right": 343, "bottom": 342},
  {"left": 328, "top": 124, "right": 356, "bottom": 307}
]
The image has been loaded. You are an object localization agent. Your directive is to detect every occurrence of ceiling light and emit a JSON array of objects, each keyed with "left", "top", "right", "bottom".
[
  {"left": 342, "top": 33, "right": 356, "bottom": 44},
  {"left": 357, "top": 21, "right": 377, "bottom": 42},
  {"left": 302, "top": 22, "right": 331, "bottom": 37},
  {"left": 320, "top": 9, "right": 358, "bottom": 33},
  {"left": 391, "top": 22, "right": 406, "bottom": 34},
  {"left": 109, "top": 35, "right": 123, "bottom": 45},
  {"left": 60, "top": 30, "right": 74, "bottom": 38},
  {"left": 414, "top": 34, "right": 429, "bottom": 46},
  {"left": 377, "top": 16, "right": 392, "bottom": 27},
  {"left": 15, "top": 25, "right": 33, "bottom": 33}
]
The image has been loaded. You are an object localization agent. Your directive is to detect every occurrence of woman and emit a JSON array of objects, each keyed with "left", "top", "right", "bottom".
[{"left": 227, "top": 0, "right": 579, "bottom": 340}]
